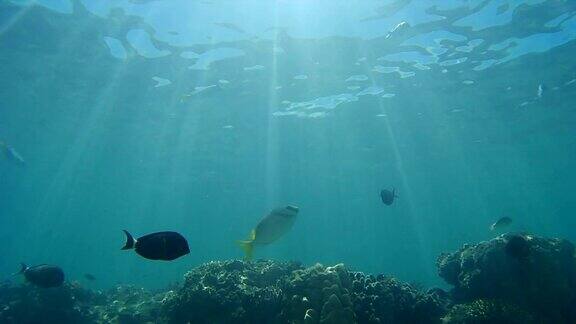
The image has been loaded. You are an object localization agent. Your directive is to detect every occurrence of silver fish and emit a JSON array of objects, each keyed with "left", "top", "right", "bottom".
[
  {"left": 386, "top": 21, "right": 410, "bottom": 39},
  {"left": 490, "top": 217, "right": 512, "bottom": 231}
]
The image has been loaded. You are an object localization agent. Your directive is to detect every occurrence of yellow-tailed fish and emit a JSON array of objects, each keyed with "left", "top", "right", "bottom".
[{"left": 238, "top": 205, "right": 299, "bottom": 260}]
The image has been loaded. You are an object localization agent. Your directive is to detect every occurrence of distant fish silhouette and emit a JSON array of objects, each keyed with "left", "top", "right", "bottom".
[
  {"left": 214, "top": 22, "right": 246, "bottom": 34},
  {"left": 0, "top": 141, "right": 26, "bottom": 167},
  {"left": 380, "top": 188, "right": 398, "bottom": 206},
  {"left": 122, "top": 230, "right": 190, "bottom": 261},
  {"left": 490, "top": 217, "right": 512, "bottom": 231},
  {"left": 84, "top": 273, "right": 96, "bottom": 281},
  {"left": 385, "top": 21, "right": 410, "bottom": 39},
  {"left": 537, "top": 84, "right": 546, "bottom": 98}
]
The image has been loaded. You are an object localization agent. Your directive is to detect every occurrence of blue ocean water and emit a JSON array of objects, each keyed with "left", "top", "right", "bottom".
[{"left": 0, "top": 0, "right": 575, "bottom": 295}]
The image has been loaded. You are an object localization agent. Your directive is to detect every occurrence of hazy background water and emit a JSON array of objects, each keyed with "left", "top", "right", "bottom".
[{"left": 1, "top": 0, "right": 576, "bottom": 290}]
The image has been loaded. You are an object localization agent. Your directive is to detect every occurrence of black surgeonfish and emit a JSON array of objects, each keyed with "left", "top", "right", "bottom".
[
  {"left": 380, "top": 188, "right": 398, "bottom": 206},
  {"left": 121, "top": 230, "right": 190, "bottom": 261},
  {"left": 18, "top": 264, "right": 65, "bottom": 288}
]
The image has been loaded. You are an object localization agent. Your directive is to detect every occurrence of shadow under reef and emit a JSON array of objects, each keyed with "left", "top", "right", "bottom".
[{"left": 1, "top": 233, "right": 575, "bottom": 324}]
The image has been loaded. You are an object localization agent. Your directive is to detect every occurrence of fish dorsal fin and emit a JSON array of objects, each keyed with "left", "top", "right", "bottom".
[{"left": 249, "top": 229, "right": 256, "bottom": 241}]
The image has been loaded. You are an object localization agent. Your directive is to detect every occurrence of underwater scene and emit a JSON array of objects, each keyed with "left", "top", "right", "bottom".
[{"left": 1, "top": 0, "right": 576, "bottom": 323}]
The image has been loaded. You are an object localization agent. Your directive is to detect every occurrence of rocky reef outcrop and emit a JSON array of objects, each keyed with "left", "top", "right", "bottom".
[
  {"left": 2, "top": 233, "right": 576, "bottom": 323},
  {"left": 0, "top": 281, "right": 169, "bottom": 324},
  {"left": 0, "top": 260, "right": 445, "bottom": 323},
  {"left": 279, "top": 263, "right": 356, "bottom": 324},
  {"left": 280, "top": 263, "right": 446, "bottom": 324},
  {"left": 91, "top": 285, "right": 165, "bottom": 324},
  {"left": 0, "top": 281, "right": 102, "bottom": 323},
  {"left": 162, "top": 260, "right": 445, "bottom": 324},
  {"left": 437, "top": 233, "right": 576, "bottom": 323},
  {"left": 441, "top": 299, "right": 536, "bottom": 324},
  {"left": 162, "top": 260, "right": 299, "bottom": 323}
]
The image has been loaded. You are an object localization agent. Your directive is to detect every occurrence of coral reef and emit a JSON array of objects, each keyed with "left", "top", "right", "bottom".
[
  {"left": 279, "top": 263, "right": 356, "bottom": 324},
  {"left": 280, "top": 263, "right": 446, "bottom": 324},
  {"left": 2, "top": 233, "right": 575, "bottom": 323},
  {"left": 91, "top": 285, "right": 165, "bottom": 324},
  {"left": 350, "top": 273, "right": 448, "bottom": 324},
  {"left": 0, "top": 281, "right": 165, "bottom": 324},
  {"left": 162, "top": 260, "right": 300, "bottom": 323},
  {"left": 441, "top": 299, "right": 537, "bottom": 324},
  {"left": 437, "top": 233, "right": 576, "bottom": 323},
  {"left": 0, "top": 281, "right": 101, "bottom": 324},
  {"left": 161, "top": 260, "right": 445, "bottom": 324}
]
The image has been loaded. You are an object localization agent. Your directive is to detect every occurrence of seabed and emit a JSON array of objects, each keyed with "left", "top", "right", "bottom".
[{"left": 1, "top": 233, "right": 575, "bottom": 324}]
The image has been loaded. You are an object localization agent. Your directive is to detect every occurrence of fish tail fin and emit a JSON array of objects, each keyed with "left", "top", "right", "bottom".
[
  {"left": 237, "top": 229, "right": 256, "bottom": 260},
  {"left": 237, "top": 240, "right": 254, "bottom": 261},
  {"left": 121, "top": 230, "right": 135, "bottom": 250},
  {"left": 490, "top": 224, "right": 496, "bottom": 231}
]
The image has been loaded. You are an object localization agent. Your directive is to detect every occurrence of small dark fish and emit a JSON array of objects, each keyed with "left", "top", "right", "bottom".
[
  {"left": 0, "top": 141, "right": 26, "bottom": 166},
  {"left": 380, "top": 188, "right": 398, "bottom": 206},
  {"left": 84, "top": 273, "right": 96, "bottom": 281},
  {"left": 505, "top": 235, "right": 531, "bottom": 259},
  {"left": 122, "top": 230, "right": 190, "bottom": 261},
  {"left": 490, "top": 217, "right": 512, "bottom": 231},
  {"left": 18, "top": 264, "right": 65, "bottom": 288}
]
